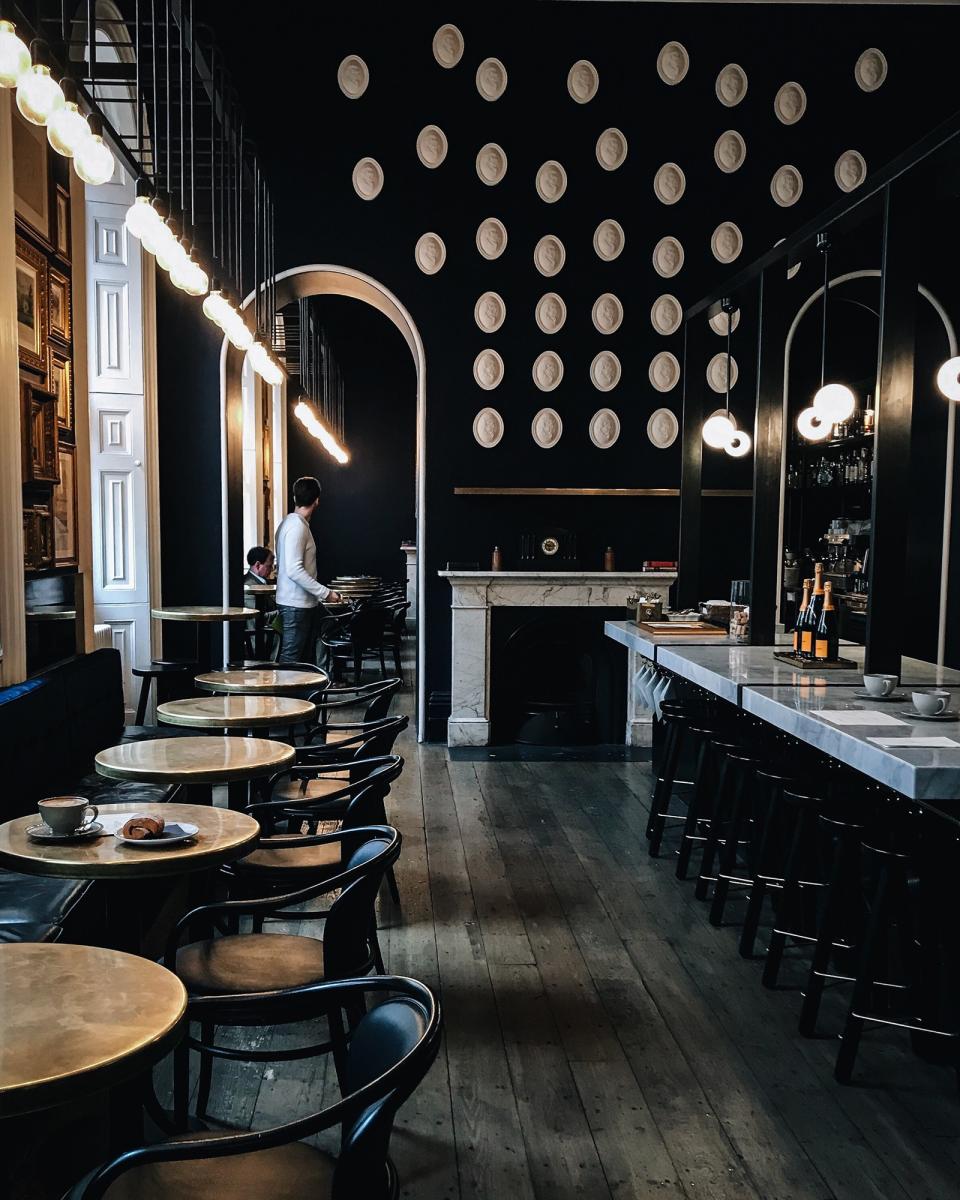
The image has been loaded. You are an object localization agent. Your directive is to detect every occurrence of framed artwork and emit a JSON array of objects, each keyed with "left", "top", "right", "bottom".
[
  {"left": 12, "top": 110, "right": 50, "bottom": 243},
  {"left": 49, "top": 346, "right": 73, "bottom": 432},
  {"left": 21, "top": 380, "right": 59, "bottom": 484},
  {"left": 53, "top": 444, "right": 78, "bottom": 567},
  {"left": 23, "top": 505, "right": 54, "bottom": 570},
  {"left": 15, "top": 237, "right": 48, "bottom": 374},
  {"left": 49, "top": 268, "right": 71, "bottom": 341},
  {"left": 55, "top": 186, "right": 71, "bottom": 260}
]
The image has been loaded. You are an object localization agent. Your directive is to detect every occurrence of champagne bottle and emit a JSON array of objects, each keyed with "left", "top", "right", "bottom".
[
  {"left": 793, "top": 579, "right": 811, "bottom": 656},
  {"left": 801, "top": 564, "right": 825, "bottom": 659},
  {"left": 815, "top": 581, "right": 839, "bottom": 662}
]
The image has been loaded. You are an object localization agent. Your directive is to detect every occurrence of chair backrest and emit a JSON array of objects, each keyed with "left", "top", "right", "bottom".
[
  {"left": 362, "top": 678, "right": 401, "bottom": 723},
  {"left": 340, "top": 765, "right": 402, "bottom": 830},
  {"left": 346, "top": 715, "right": 408, "bottom": 767},
  {"left": 323, "top": 833, "right": 401, "bottom": 979}
]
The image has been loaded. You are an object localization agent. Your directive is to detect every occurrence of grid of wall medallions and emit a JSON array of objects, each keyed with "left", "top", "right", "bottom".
[{"left": 337, "top": 24, "right": 885, "bottom": 457}]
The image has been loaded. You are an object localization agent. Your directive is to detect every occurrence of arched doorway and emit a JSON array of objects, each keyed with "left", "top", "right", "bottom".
[{"left": 222, "top": 265, "right": 427, "bottom": 738}]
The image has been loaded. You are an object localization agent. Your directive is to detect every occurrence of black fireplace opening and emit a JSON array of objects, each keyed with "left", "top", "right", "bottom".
[{"left": 491, "top": 608, "right": 627, "bottom": 746}]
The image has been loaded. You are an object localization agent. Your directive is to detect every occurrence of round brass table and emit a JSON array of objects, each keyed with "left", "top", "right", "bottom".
[
  {"left": 195, "top": 668, "right": 329, "bottom": 695},
  {"left": 0, "top": 943, "right": 187, "bottom": 1117},
  {"left": 157, "top": 694, "right": 316, "bottom": 730},
  {"left": 151, "top": 606, "right": 256, "bottom": 622},
  {"left": 95, "top": 736, "right": 294, "bottom": 786}
]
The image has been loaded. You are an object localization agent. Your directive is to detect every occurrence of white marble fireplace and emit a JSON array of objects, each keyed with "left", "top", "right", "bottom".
[{"left": 440, "top": 570, "right": 676, "bottom": 746}]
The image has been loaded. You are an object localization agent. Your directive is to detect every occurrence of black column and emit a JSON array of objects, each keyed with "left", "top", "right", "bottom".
[{"left": 677, "top": 319, "right": 708, "bottom": 609}]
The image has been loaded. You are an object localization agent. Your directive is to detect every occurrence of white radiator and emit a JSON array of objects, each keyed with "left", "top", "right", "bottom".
[{"left": 93, "top": 623, "right": 112, "bottom": 651}]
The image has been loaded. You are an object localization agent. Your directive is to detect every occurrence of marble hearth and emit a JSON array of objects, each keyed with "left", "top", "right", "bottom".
[{"left": 439, "top": 570, "right": 676, "bottom": 746}]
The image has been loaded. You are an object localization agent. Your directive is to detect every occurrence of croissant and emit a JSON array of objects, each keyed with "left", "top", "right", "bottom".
[{"left": 121, "top": 815, "right": 165, "bottom": 840}]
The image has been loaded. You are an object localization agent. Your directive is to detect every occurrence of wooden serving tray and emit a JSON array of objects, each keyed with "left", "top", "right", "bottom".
[
  {"left": 773, "top": 651, "right": 860, "bottom": 670},
  {"left": 638, "top": 621, "right": 728, "bottom": 636}
]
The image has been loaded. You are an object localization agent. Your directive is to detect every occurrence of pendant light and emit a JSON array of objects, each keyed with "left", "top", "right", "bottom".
[
  {"left": 0, "top": 19, "right": 30, "bottom": 88},
  {"left": 936, "top": 356, "right": 960, "bottom": 401},
  {"left": 16, "top": 42, "right": 64, "bottom": 125},
  {"left": 799, "top": 233, "right": 855, "bottom": 438},
  {"left": 46, "top": 79, "right": 89, "bottom": 157},
  {"left": 74, "top": 114, "right": 116, "bottom": 185},
  {"left": 702, "top": 298, "right": 751, "bottom": 456}
]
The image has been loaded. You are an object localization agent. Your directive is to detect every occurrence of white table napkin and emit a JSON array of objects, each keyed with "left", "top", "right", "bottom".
[
  {"left": 816, "top": 710, "right": 907, "bottom": 727},
  {"left": 868, "top": 736, "right": 960, "bottom": 749}
]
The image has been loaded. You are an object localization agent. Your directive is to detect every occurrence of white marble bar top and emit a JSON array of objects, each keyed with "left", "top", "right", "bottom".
[
  {"left": 440, "top": 570, "right": 676, "bottom": 582},
  {"left": 656, "top": 643, "right": 869, "bottom": 702},
  {"left": 605, "top": 619, "right": 747, "bottom": 660}
]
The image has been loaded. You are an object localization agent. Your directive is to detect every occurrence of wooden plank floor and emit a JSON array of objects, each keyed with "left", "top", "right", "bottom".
[{"left": 175, "top": 665, "right": 960, "bottom": 1199}]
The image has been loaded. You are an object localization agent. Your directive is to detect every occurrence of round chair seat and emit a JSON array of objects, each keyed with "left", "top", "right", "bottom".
[
  {"left": 176, "top": 933, "right": 326, "bottom": 995},
  {"left": 237, "top": 839, "right": 343, "bottom": 875},
  {"left": 272, "top": 775, "right": 349, "bottom": 803}
]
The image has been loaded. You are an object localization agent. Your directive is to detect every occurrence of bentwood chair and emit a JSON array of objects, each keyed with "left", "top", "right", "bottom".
[
  {"left": 305, "top": 677, "right": 402, "bottom": 743},
  {"left": 67, "top": 975, "right": 442, "bottom": 1200}
]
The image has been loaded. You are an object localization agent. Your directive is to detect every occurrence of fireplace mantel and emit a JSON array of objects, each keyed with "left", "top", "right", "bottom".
[{"left": 439, "top": 569, "right": 676, "bottom": 746}]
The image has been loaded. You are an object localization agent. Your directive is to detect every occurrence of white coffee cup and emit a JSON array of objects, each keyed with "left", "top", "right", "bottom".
[
  {"left": 911, "top": 689, "right": 951, "bottom": 716},
  {"left": 38, "top": 796, "right": 98, "bottom": 835},
  {"left": 863, "top": 673, "right": 898, "bottom": 698}
]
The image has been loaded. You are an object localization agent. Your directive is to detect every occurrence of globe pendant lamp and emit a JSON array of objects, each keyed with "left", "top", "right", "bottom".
[
  {"left": 801, "top": 233, "right": 856, "bottom": 438},
  {"left": 202, "top": 284, "right": 230, "bottom": 328},
  {"left": 797, "top": 405, "right": 832, "bottom": 442},
  {"left": 125, "top": 193, "right": 162, "bottom": 242},
  {"left": 702, "top": 297, "right": 750, "bottom": 456},
  {"left": 74, "top": 115, "right": 116, "bottom": 186},
  {"left": 936, "top": 356, "right": 960, "bottom": 402},
  {"left": 0, "top": 20, "right": 31, "bottom": 89},
  {"left": 703, "top": 409, "right": 737, "bottom": 449},
  {"left": 47, "top": 101, "right": 88, "bottom": 157},
  {"left": 16, "top": 45, "right": 64, "bottom": 126}
]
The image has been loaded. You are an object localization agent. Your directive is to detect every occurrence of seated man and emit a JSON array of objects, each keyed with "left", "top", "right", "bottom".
[{"left": 244, "top": 545, "right": 275, "bottom": 587}]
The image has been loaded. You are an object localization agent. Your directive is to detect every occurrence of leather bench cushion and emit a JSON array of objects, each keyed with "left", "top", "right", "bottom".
[
  {"left": 77, "top": 774, "right": 178, "bottom": 807},
  {"left": 0, "top": 922, "right": 60, "bottom": 944},
  {"left": 0, "top": 871, "right": 89, "bottom": 925}
]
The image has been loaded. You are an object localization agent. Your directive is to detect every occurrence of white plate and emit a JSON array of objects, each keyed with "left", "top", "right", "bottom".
[
  {"left": 652, "top": 235, "right": 684, "bottom": 278},
  {"left": 536, "top": 160, "right": 567, "bottom": 203},
  {"left": 714, "top": 130, "right": 746, "bottom": 174},
  {"left": 533, "top": 350, "right": 564, "bottom": 392},
  {"left": 835, "top": 149, "right": 866, "bottom": 193},
  {"left": 535, "top": 292, "right": 566, "bottom": 335},
  {"left": 534, "top": 234, "right": 565, "bottom": 277},
  {"left": 337, "top": 55, "right": 368, "bottom": 99},
  {"left": 476, "top": 57, "right": 507, "bottom": 101},
  {"left": 473, "top": 407, "right": 503, "bottom": 448},
  {"left": 590, "top": 351, "right": 622, "bottom": 392},
  {"left": 415, "top": 232, "right": 446, "bottom": 274},
  {"left": 715, "top": 63, "right": 747, "bottom": 107},
  {"left": 567, "top": 59, "right": 598, "bottom": 103},
  {"left": 531, "top": 408, "right": 563, "bottom": 449},
  {"left": 476, "top": 217, "right": 507, "bottom": 260},
  {"left": 711, "top": 221, "right": 743, "bottom": 264},
  {"left": 647, "top": 408, "right": 679, "bottom": 449},
  {"left": 594, "top": 219, "right": 625, "bottom": 262},
  {"left": 476, "top": 143, "right": 507, "bottom": 186},
  {"left": 474, "top": 349, "right": 504, "bottom": 391},
  {"left": 651, "top": 294, "right": 682, "bottom": 336},
  {"left": 709, "top": 307, "right": 740, "bottom": 336},
  {"left": 416, "top": 125, "right": 447, "bottom": 169},
  {"left": 855, "top": 47, "right": 887, "bottom": 92},
  {"left": 657, "top": 42, "right": 689, "bottom": 85},
  {"left": 352, "top": 157, "right": 383, "bottom": 201},
  {"left": 774, "top": 81, "right": 806, "bottom": 125},
  {"left": 649, "top": 351, "right": 681, "bottom": 393},
  {"left": 114, "top": 822, "right": 199, "bottom": 848},
  {"left": 596, "top": 128, "right": 628, "bottom": 171},
  {"left": 592, "top": 293, "right": 623, "bottom": 335},
  {"left": 707, "top": 352, "right": 738, "bottom": 394},
  {"left": 26, "top": 821, "right": 103, "bottom": 842},
  {"left": 474, "top": 291, "right": 506, "bottom": 333},
  {"left": 433, "top": 24, "right": 464, "bottom": 68},
  {"left": 771, "top": 164, "right": 803, "bottom": 207},
  {"left": 654, "top": 162, "right": 685, "bottom": 205},
  {"left": 589, "top": 408, "right": 621, "bottom": 449}
]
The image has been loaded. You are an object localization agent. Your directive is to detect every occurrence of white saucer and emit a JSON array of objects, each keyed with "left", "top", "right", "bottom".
[
  {"left": 114, "top": 822, "right": 199, "bottom": 847},
  {"left": 899, "top": 710, "right": 959, "bottom": 722},
  {"left": 852, "top": 691, "right": 907, "bottom": 702},
  {"left": 26, "top": 821, "right": 103, "bottom": 842}
]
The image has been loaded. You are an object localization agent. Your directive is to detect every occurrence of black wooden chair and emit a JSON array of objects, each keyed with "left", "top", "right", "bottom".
[
  {"left": 67, "top": 974, "right": 441, "bottom": 1200},
  {"left": 305, "top": 677, "right": 402, "bottom": 743}
]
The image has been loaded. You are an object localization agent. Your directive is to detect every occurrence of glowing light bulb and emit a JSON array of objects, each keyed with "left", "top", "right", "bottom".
[
  {"left": 202, "top": 290, "right": 229, "bottom": 327},
  {"left": 702, "top": 409, "right": 737, "bottom": 449},
  {"left": 260, "top": 355, "right": 283, "bottom": 386},
  {"left": 74, "top": 133, "right": 115, "bottom": 185},
  {"left": 812, "top": 382, "right": 856, "bottom": 423},
  {"left": 936, "top": 356, "right": 960, "bottom": 402},
  {"left": 17, "top": 64, "right": 64, "bottom": 125},
  {"left": 179, "top": 257, "right": 209, "bottom": 297},
  {"left": 0, "top": 21, "right": 31, "bottom": 89},
  {"left": 725, "top": 431, "right": 752, "bottom": 458},
  {"left": 226, "top": 313, "right": 254, "bottom": 351},
  {"left": 295, "top": 400, "right": 349, "bottom": 464},
  {"left": 125, "top": 196, "right": 161, "bottom": 241},
  {"left": 47, "top": 102, "right": 88, "bottom": 157},
  {"left": 797, "top": 406, "right": 832, "bottom": 442}
]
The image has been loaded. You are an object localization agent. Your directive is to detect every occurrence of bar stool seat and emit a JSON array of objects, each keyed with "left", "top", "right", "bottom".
[
  {"left": 676, "top": 734, "right": 747, "bottom": 883},
  {"left": 132, "top": 660, "right": 198, "bottom": 726}
]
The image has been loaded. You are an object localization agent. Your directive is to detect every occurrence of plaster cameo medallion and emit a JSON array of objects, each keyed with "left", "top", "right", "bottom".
[
  {"left": 855, "top": 47, "right": 887, "bottom": 92},
  {"left": 476, "top": 143, "right": 507, "bottom": 186},
  {"left": 536, "top": 161, "right": 567, "bottom": 203},
  {"left": 654, "top": 162, "right": 685, "bottom": 205},
  {"left": 533, "top": 350, "right": 564, "bottom": 392},
  {"left": 414, "top": 232, "right": 446, "bottom": 274},
  {"left": 707, "top": 352, "right": 739, "bottom": 394},
  {"left": 337, "top": 55, "right": 369, "bottom": 99},
  {"left": 590, "top": 351, "right": 622, "bottom": 393},
  {"left": 715, "top": 63, "right": 748, "bottom": 107},
  {"left": 474, "top": 291, "right": 506, "bottom": 333},
  {"left": 774, "top": 82, "right": 807, "bottom": 125},
  {"left": 771, "top": 164, "right": 803, "bottom": 207},
  {"left": 652, "top": 235, "right": 684, "bottom": 278},
  {"left": 476, "top": 57, "right": 507, "bottom": 101},
  {"left": 657, "top": 41, "right": 689, "bottom": 85},
  {"left": 473, "top": 406, "right": 503, "bottom": 448},
  {"left": 567, "top": 59, "right": 598, "bottom": 103},
  {"left": 476, "top": 217, "right": 507, "bottom": 260},
  {"left": 433, "top": 24, "right": 464, "bottom": 68},
  {"left": 649, "top": 351, "right": 681, "bottom": 393},
  {"left": 714, "top": 130, "right": 746, "bottom": 174},
  {"left": 417, "top": 125, "right": 448, "bottom": 168},
  {"left": 532, "top": 407, "right": 563, "bottom": 449},
  {"left": 534, "top": 234, "right": 565, "bottom": 277},
  {"left": 535, "top": 292, "right": 566, "bottom": 335},
  {"left": 835, "top": 150, "right": 867, "bottom": 193},
  {"left": 708, "top": 307, "right": 741, "bottom": 336},
  {"left": 593, "top": 219, "right": 625, "bottom": 262},
  {"left": 774, "top": 238, "right": 802, "bottom": 280},
  {"left": 711, "top": 221, "right": 743, "bottom": 264},
  {"left": 651, "top": 294, "right": 682, "bottom": 337},
  {"left": 596, "top": 128, "right": 628, "bottom": 171},
  {"left": 589, "top": 408, "right": 621, "bottom": 449},
  {"left": 647, "top": 407, "right": 679, "bottom": 450},
  {"left": 474, "top": 348, "right": 505, "bottom": 391},
  {"left": 592, "top": 293, "right": 623, "bottom": 335},
  {"left": 352, "top": 157, "right": 383, "bottom": 200}
]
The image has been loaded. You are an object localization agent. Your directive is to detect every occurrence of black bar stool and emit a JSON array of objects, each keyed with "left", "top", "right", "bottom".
[
  {"left": 737, "top": 765, "right": 804, "bottom": 956},
  {"left": 676, "top": 733, "right": 746, "bottom": 882},
  {"left": 695, "top": 745, "right": 766, "bottom": 904},
  {"left": 647, "top": 700, "right": 715, "bottom": 856},
  {"left": 132, "top": 659, "right": 199, "bottom": 725}
]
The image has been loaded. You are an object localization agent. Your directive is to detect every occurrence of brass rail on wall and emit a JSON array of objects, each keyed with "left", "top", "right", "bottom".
[{"left": 453, "top": 487, "right": 753, "bottom": 497}]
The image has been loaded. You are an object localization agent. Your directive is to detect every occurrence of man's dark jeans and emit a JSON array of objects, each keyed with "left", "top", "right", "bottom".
[{"left": 277, "top": 604, "right": 316, "bottom": 664}]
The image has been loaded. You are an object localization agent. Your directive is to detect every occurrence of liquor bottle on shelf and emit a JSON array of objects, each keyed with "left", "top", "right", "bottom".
[
  {"left": 793, "top": 578, "right": 811, "bottom": 656},
  {"left": 800, "top": 564, "right": 826, "bottom": 660},
  {"left": 814, "top": 581, "right": 839, "bottom": 662}
]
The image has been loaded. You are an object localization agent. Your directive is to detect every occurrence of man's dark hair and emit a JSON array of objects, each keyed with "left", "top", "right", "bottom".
[
  {"left": 246, "top": 545, "right": 271, "bottom": 568},
  {"left": 293, "top": 476, "right": 322, "bottom": 507}
]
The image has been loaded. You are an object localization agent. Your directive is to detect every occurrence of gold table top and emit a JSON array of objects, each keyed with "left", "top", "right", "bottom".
[
  {"left": 195, "top": 668, "right": 329, "bottom": 695},
  {"left": 151, "top": 605, "right": 256, "bottom": 622},
  {"left": 0, "top": 943, "right": 187, "bottom": 1117},
  {"left": 157, "top": 695, "right": 316, "bottom": 729},
  {"left": 0, "top": 802, "right": 260, "bottom": 880},
  {"left": 95, "top": 736, "right": 295, "bottom": 784},
  {"left": 243, "top": 583, "right": 277, "bottom": 594}
]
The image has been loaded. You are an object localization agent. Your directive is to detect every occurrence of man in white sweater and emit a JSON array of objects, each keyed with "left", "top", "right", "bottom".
[{"left": 274, "top": 476, "right": 343, "bottom": 664}]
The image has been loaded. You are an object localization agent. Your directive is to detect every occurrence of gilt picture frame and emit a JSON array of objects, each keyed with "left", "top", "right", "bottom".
[
  {"left": 16, "top": 236, "right": 48, "bottom": 375},
  {"left": 49, "top": 345, "right": 74, "bottom": 432},
  {"left": 21, "top": 380, "right": 59, "bottom": 484},
  {"left": 12, "top": 111, "right": 50, "bottom": 243},
  {"left": 49, "top": 267, "right": 71, "bottom": 342},
  {"left": 53, "top": 443, "right": 78, "bottom": 567}
]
